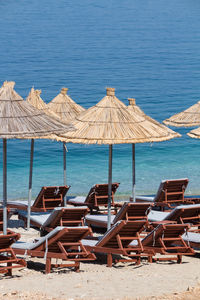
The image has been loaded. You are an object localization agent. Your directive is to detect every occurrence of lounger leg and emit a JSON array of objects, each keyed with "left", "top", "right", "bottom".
[
  {"left": 107, "top": 253, "right": 113, "bottom": 267},
  {"left": 177, "top": 255, "right": 182, "bottom": 264},
  {"left": 6, "top": 262, "right": 12, "bottom": 276},
  {"left": 136, "top": 257, "right": 140, "bottom": 265},
  {"left": 148, "top": 256, "right": 153, "bottom": 263},
  {"left": 45, "top": 258, "right": 51, "bottom": 274},
  {"left": 75, "top": 263, "right": 80, "bottom": 272}
]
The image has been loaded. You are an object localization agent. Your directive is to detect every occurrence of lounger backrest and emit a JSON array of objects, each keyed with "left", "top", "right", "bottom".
[
  {"left": 44, "top": 207, "right": 89, "bottom": 228},
  {"left": 33, "top": 185, "right": 70, "bottom": 211},
  {"left": 154, "top": 178, "right": 189, "bottom": 203},
  {"left": 97, "top": 220, "right": 147, "bottom": 249},
  {"left": 85, "top": 183, "right": 120, "bottom": 207},
  {"left": 165, "top": 204, "right": 200, "bottom": 223},
  {"left": 142, "top": 224, "right": 189, "bottom": 247},
  {"left": 113, "top": 202, "right": 151, "bottom": 223},
  {"left": 35, "top": 226, "right": 93, "bottom": 252}
]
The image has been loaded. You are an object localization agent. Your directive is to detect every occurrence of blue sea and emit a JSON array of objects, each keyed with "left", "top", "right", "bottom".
[{"left": 0, "top": 0, "right": 200, "bottom": 200}]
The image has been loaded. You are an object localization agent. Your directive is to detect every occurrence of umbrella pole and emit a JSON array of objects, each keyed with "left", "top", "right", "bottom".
[
  {"left": 107, "top": 144, "right": 113, "bottom": 230},
  {"left": 27, "top": 139, "right": 34, "bottom": 230},
  {"left": 132, "top": 143, "right": 136, "bottom": 202},
  {"left": 3, "top": 139, "right": 7, "bottom": 235},
  {"left": 63, "top": 142, "right": 67, "bottom": 206}
]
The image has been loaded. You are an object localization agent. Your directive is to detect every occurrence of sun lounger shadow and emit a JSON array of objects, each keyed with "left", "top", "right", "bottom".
[
  {"left": 12, "top": 226, "right": 96, "bottom": 274},
  {"left": 7, "top": 186, "right": 70, "bottom": 212},
  {"left": 85, "top": 202, "right": 152, "bottom": 230},
  {"left": 136, "top": 178, "right": 193, "bottom": 210},
  {"left": 67, "top": 183, "right": 120, "bottom": 212}
]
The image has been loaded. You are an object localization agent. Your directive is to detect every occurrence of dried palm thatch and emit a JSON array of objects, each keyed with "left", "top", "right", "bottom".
[
  {"left": 127, "top": 98, "right": 178, "bottom": 134},
  {"left": 58, "top": 88, "right": 180, "bottom": 144},
  {"left": 0, "top": 81, "right": 74, "bottom": 139},
  {"left": 163, "top": 101, "right": 200, "bottom": 127},
  {"left": 26, "top": 87, "right": 59, "bottom": 117},
  {"left": 47, "top": 88, "right": 85, "bottom": 124},
  {"left": 187, "top": 127, "right": 200, "bottom": 139}
]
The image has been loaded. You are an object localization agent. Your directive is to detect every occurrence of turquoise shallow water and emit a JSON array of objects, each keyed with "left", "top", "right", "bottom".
[{"left": 0, "top": 0, "right": 200, "bottom": 199}]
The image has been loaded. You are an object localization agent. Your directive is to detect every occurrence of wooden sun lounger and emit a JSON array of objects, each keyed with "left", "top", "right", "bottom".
[
  {"left": 136, "top": 178, "right": 194, "bottom": 210},
  {"left": 12, "top": 226, "right": 96, "bottom": 274},
  {"left": 67, "top": 183, "right": 120, "bottom": 212},
  {"left": 141, "top": 223, "right": 194, "bottom": 263},
  {"left": 18, "top": 206, "right": 89, "bottom": 234},
  {"left": 7, "top": 185, "right": 70, "bottom": 212},
  {"left": 82, "top": 220, "right": 147, "bottom": 267},
  {"left": 148, "top": 203, "right": 200, "bottom": 231},
  {"left": 85, "top": 202, "right": 152, "bottom": 229},
  {"left": 0, "top": 230, "right": 26, "bottom": 276}
]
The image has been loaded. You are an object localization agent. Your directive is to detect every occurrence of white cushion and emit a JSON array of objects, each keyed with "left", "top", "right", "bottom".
[
  {"left": 148, "top": 210, "right": 170, "bottom": 222},
  {"left": 182, "top": 231, "right": 200, "bottom": 244},
  {"left": 136, "top": 196, "right": 155, "bottom": 201},
  {"left": 85, "top": 214, "right": 115, "bottom": 225},
  {"left": 67, "top": 196, "right": 86, "bottom": 204}
]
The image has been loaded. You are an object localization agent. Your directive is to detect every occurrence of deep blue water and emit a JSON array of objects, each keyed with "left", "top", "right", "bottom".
[{"left": 0, "top": 0, "right": 200, "bottom": 199}]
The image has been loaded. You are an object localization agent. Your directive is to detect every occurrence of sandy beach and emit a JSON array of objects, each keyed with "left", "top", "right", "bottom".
[{"left": 0, "top": 215, "right": 199, "bottom": 300}]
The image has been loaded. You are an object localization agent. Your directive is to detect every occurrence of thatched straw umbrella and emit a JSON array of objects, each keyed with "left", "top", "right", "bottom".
[
  {"left": 47, "top": 88, "right": 85, "bottom": 122},
  {"left": 58, "top": 88, "right": 180, "bottom": 229},
  {"left": 163, "top": 101, "right": 200, "bottom": 127},
  {"left": 187, "top": 127, "right": 200, "bottom": 139},
  {"left": 127, "top": 98, "right": 180, "bottom": 200},
  {"left": 47, "top": 88, "right": 86, "bottom": 202},
  {"left": 0, "top": 81, "right": 74, "bottom": 234}
]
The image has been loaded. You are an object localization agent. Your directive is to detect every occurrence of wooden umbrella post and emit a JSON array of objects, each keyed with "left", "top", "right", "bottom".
[
  {"left": 63, "top": 142, "right": 67, "bottom": 206},
  {"left": 27, "top": 139, "right": 34, "bottom": 230},
  {"left": 3, "top": 139, "right": 7, "bottom": 235},
  {"left": 107, "top": 144, "right": 113, "bottom": 230},
  {"left": 132, "top": 143, "right": 136, "bottom": 202}
]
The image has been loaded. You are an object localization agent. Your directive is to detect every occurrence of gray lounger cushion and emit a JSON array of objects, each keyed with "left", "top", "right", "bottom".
[
  {"left": 85, "top": 214, "right": 115, "bottom": 226},
  {"left": 136, "top": 196, "right": 155, "bottom": 202},
  {"left": 6, "top": 200, "right": 35, "bottom": 207},
  {"left": 18, "top": 210, "right": 51, "bottom": 226},
  {"left": 67, "top": 196, "right": 86, "bottom": 204},
  {"left": 148, "top": 210, "right": 170, "bottom": 222},
  {"left": 182, "top": 231, "right": 200, "bottom": 244}
]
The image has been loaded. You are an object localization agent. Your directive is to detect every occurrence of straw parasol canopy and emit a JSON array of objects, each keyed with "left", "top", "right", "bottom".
[
  {"left": 47, "top": 87, "right": 85, "bottom": 124},
  {"left": 163, "top": 101, "right": 200, "bottom": 127},
  {"left": 26, "top": 87, "right": 59, "bottom": 119},
  {"left": 127, "top": 98, "right": 180, "bottom": 133},
  {"left": 0, "top": 81, "right": 74, "bottom": 234},
  {"left": 58, "top": 88, "right": 180, "bottom": 229},
  {"left": 58, "top": 89, "right": 180, "bottom": 144},
  {"left": 0, "top": 81, "right": 74, "bottom": 139},
  {"left": 187, "top": 127, "right": 200, "bottom": 139}
]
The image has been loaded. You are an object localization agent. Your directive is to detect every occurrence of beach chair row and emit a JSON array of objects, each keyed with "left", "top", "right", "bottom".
[
  {"left": 0, "top": 220, "right": 196, "bottom": 276},
  {"left": 5, "top": 178, "right": 200, "bottom": 214}
]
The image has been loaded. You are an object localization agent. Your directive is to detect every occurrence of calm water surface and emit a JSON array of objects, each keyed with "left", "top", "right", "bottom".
[{"left": 0, "top": 0, "right": 200, "bottom": 199}]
